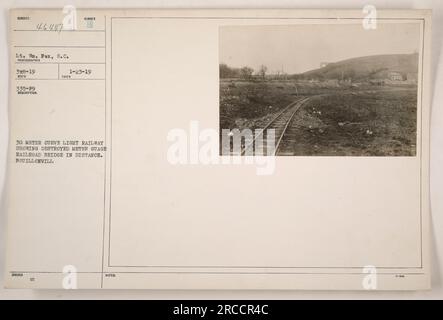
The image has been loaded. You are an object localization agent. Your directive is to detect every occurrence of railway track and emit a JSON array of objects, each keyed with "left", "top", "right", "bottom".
[{"left": 241, "top": 97, "right": 310, "bottom": 156}]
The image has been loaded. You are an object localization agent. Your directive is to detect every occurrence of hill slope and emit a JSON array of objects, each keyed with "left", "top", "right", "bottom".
[{"left": 301, "top": 53, "right": 418, "bottom": 81}]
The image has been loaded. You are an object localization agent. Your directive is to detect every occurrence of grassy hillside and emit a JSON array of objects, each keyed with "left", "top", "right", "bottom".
[{"left": 301, "top": 53, "right": 418, "bottom": 81}]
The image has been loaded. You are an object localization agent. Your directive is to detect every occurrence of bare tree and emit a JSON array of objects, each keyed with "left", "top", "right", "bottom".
[
  {"left": 240, "top": 66, "right": 254, "bottom": 80},
  {"left": 258, "top": 65, "right": 268, "bottom": 80}
]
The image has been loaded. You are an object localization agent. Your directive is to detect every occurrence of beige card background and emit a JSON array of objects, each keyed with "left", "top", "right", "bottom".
[
  {"left": 110, "top": 17, "right": 423, "bottom": 267},
  {"left": 0, "top": 1, "right": 441, "bottom": 298}
]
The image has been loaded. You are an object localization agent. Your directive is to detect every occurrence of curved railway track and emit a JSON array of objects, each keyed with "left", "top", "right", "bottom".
[{"left": 241, "top": 96, "right": 310, "bottom": 156}]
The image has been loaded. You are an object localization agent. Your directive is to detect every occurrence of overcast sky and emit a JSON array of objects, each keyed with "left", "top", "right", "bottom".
[{"left": 219, "top": 22, "right": 420, "bottom": 74}]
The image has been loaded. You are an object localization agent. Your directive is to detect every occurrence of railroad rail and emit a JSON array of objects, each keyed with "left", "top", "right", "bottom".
[{"left": 241, "top": 97, "right": 310, "bottom": 156}]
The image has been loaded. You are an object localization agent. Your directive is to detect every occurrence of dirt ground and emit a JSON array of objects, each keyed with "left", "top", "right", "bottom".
[
  {"left": 219, "top": 80, "right": 299, "bottom": 131},
  {"left": 219, "top": 79, "right": 417, "bottom": 156}
]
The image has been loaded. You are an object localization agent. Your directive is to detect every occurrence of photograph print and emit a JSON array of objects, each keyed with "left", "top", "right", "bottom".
[{"left": 219, "top": 22, "right": 421, "bottom": 156}]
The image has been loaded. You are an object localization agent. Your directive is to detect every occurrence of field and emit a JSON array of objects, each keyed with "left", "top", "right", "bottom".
[{"left": 219, "top": 79, "right": 417, "bottom": 156}]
